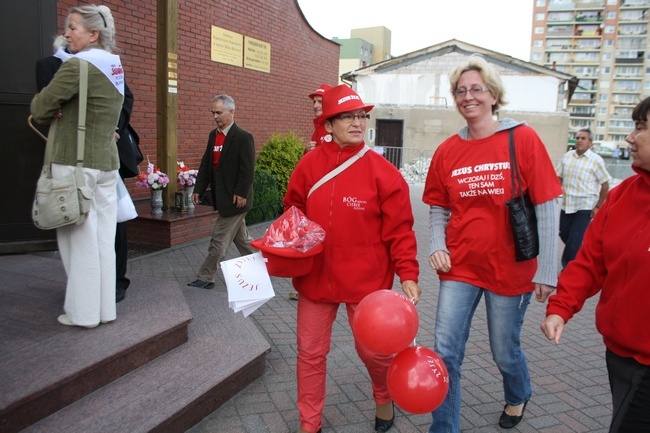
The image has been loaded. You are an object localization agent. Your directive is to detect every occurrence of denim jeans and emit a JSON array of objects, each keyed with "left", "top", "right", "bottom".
[
  {"left": 428, "top": 280, "right": 533, "bottom": 433},
  {"left": 559, "top": 209, "right": 592, "bottom": 268}
]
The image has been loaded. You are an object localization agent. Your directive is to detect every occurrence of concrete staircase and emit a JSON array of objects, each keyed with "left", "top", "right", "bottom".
[{"left": 0, "top": 254, "right": 270, "bottom": 433}]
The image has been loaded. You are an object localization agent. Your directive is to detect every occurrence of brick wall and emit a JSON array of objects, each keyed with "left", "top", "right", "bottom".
[{"left": 56, "top": 0, "right": 340, "bottom": 200}]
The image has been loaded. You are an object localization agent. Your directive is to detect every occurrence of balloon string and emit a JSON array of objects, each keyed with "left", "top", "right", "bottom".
[{"left": 410, "top": 297, "right": 418, "bottom": 347}]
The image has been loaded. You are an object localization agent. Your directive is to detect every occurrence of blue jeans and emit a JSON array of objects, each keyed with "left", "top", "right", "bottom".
[
  {"left": 559, "top": 209, "right": 591, "bottom": 268},
  {"left": 429, "top": 280, "right": 533, "bottom": 433}
]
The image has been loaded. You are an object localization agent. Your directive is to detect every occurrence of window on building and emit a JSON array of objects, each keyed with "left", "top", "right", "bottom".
[
  {"left": 535, "top": 13, "right": 545, "bottom": 21},
  {"left": 603, "top": 53, "right": 612, "bottom": 61},
  {"left": 610, "top": 119, "right": 634, "bottom": 129},
  {"left": 598, "top": 107, "right": 608, "bottom": 115},
  {"left": 604, "top": 39, "right": 614, "bottom": 47},
  {"left": 618, "top": 37, "right": 645, "bottom": 50},
  {"left": 613, "top": 107, "right": 633, "bottom": 117},
  {"left": 619, "top": 24, "right": 646, "bottom": 35},
  {"left": 597, "top": 121, "right": 606, "bottom": 128},
  {"left": 620, "top": 10, "right": 646, "bottom": 21},
  {"left": 615, "top": 66, "right": 641, "bottom": 77},
  {"left": 602, "top": 67, "right": 611, "bottom": 74},
  {"left": 600, "top": 81, "right": 611, "bottom": 89},
  {"left": 613, "top": 94, "right": 638, "bottom": 104},
  {"left": 575, "top": 66, "right": 597, "bottom": 76},
  {"left": 575, "top": 52, "right": 600, "bottom": 62},
  {"left": 537, "top": 0, "right": 546, "bottom": 6},
  {"left": 599, "top": 94, "right": 609, "bottom": 102},
  {"left": 606, "top": 11, "right": 616, "bottom": 20},
  {"left": 573, "top": 106, "right": 593, "bottom": 115},
  {"left": 534, "top": 26, "right": 544, "bottom": 34},
  {"left": 571, "top": 119, "right": 592, "bottom": 128},
  {"left": 604, "top": 26, "right": 615, "bottom": 34},
  {"left": 532, "top": 52, "right": 543, "bottom": 61}
]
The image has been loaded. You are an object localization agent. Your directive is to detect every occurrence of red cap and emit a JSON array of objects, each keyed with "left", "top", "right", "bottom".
[
  {"left": 308, "top": 84, "right": 333, "bottom": 100},
  {"left": 315, "top": 84, "right": 374, "bottom": 125},
  {"left": 251, "top": 239, "right": 323, "bottom": 278}
]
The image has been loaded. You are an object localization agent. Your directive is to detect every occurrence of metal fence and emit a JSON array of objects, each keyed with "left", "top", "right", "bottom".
[
  {"left": 379, "top": 148, "right": 635, "bottom": 187},
  {"left": 372, "top": 146, "right": 435, "bottom": 184}
]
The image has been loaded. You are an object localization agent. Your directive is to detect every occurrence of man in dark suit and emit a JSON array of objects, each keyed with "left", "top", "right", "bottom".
[
  {"left": 188, "top": 94, "right": 256, "bottom": 289},
  {"left": 36, "top": 38, "right": 142, "bottom": 302}
]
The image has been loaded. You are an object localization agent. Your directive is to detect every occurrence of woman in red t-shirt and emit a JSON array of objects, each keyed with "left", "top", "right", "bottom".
[{"left": 422, "top": 55, "right": 562, "bottom": 432}]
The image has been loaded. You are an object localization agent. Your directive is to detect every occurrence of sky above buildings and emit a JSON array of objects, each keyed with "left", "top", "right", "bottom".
[{"left": 296, "top": 0, "right": 535, "bottom": 62}]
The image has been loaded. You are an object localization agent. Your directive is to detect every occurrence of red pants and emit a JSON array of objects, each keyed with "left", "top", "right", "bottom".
[{"left": 296, "top": 294, "right": 393, "bottom": 433}]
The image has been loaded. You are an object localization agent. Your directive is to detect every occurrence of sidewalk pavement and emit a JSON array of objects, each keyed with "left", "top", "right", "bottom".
[{"left": 128, "top": 184, "right": 611, "bottom": 433}]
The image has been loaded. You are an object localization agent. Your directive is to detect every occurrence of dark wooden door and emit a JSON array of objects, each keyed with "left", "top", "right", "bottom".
[
  {"left": 0, "top": 0, "right": 58, "bottom": 253},
  {"left": 376, "top": 119, "right": 404, "bottom": 169}
]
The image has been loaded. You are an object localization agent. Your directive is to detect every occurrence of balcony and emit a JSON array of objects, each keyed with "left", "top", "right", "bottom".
[
  {"left": 621, "top": 0, "right": 650, "bottom": 8},
  {"left": 615, "top": 52, "right": 645, "bottom": 64},
  {"left": 570, "top": 111, "right": 595, "bottom": 118},
  {"left": 569, "top": 99, "right": 596, "bottom": 105}
]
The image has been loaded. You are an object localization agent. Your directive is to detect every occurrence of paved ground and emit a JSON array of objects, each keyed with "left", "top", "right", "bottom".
[{"left": 127, "top": 184, "right": 612, "bottom": 433}]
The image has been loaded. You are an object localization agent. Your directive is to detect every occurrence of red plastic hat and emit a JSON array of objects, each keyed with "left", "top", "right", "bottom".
[
  {"left": 251, "top": 239, "right": 323, "bottom": 278},
  {"left": 308, "top": 84, "right": 332, "bottom": 100},
  {"left": 315, "top": 84, "right": 374, "bottom": 125}
]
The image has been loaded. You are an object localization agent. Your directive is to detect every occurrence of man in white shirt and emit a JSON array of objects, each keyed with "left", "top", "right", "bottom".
[{"left": 556, "top": 128, "right": 612, "bottom": 269}]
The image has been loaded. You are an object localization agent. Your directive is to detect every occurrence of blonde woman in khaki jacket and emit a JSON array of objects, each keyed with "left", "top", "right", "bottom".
[{"left": 30, "top": 4, "right": 124, "bottom": 329}]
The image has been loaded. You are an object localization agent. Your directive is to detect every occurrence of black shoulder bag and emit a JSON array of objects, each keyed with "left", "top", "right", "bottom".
[{"left": 505, "top": 128, "right": 539, "bottom": 261}]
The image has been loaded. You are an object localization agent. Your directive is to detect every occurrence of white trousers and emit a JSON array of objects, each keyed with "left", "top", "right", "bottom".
[{"left": 53, "top": 163, "right": 119, "bottom": 326}]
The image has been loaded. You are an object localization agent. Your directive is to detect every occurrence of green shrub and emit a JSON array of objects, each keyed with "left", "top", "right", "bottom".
[
  {"left": 247, "top": 169, "right": 282, "bottom": 225},
  {"left": 255, "top": 131, "right": 304, "bottom": 199}
]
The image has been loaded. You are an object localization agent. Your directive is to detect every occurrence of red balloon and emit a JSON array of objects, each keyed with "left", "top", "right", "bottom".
[
  {"left": 352, "top": 290, "right": 418, "bottom": 355},
  {"left": 387, "top": 346, "right": 449, "bottom": 414}
]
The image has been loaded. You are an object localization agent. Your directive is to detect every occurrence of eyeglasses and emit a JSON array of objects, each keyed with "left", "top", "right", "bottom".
[
  {"left": 336, "top": 112, "right": 370, "bottom": 123},
  {"left": 454, "top": 86, "right": 490, "bottom": 98}
]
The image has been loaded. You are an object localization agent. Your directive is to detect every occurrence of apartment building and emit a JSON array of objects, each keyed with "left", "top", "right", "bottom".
[{"left": 530, "top": 0, "right": 650, "bottom": 144}]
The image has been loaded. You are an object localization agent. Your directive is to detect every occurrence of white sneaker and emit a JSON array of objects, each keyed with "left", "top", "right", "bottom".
[{"left": 58, "top": 314, "right": 98, "bottom": 329}]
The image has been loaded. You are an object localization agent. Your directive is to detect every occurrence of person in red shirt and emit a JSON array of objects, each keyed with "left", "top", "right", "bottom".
[
  {"left": 304, "top": 83, "right": 332, "bottom": 153},
  {"left": 422, "top": 55, "right": 562, "bottom": 432},
  {"left": 284, "top": 84, "right": 422, "bottom": 433},
  {"left": 289, "top": 84, "right": 333, "bottom": 301},
  {"left": 188, "top": 94, "right": 256, "bottom": 289},
  {"left": 542, "top": 96, "right": 650, "bottom": 433}
]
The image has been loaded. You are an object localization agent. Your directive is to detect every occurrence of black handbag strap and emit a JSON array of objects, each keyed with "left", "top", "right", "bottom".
[{"left": 508, "top": 128, "right": 524, "bottom": 200}]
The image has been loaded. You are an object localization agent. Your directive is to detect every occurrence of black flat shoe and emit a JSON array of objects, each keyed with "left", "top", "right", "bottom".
[
  {"left": 187, "top": 279, "right": 215, "bottom": 289},
  {"left": 498, "top": 400, "right": 528, "bottom": 429},
  {"left": 374, "top": 402, "right": 394, "bottom": 432}
]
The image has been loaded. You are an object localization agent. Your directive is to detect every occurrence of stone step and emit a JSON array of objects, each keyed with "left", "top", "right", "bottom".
[{"left": 0, "top": 255, "right": 270, "bottom": 432}]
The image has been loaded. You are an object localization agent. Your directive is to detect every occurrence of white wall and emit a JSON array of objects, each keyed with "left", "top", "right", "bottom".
[{"left": 355, "top": 74, "right": 561, "bottom": 113}]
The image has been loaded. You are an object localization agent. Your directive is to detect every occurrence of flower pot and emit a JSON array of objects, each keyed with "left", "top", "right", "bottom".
[{"left": 151, "top": 189, "right": 163, "bottom": 217}]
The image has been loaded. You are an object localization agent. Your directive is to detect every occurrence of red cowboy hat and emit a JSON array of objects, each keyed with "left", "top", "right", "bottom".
[
  {"left": 315, "top": 84, "right": 374, "bottom": 125},
  {"left": 251, "top": 239, "right": 323, "bottom": 278},
  {"left": 308, "top": 83, "right": 332, "bottom": 100}
]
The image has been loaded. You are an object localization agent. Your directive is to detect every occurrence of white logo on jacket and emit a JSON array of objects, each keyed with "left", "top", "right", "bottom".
[{"left": 342, "top": 196, "right": 367, "bottom": 211}]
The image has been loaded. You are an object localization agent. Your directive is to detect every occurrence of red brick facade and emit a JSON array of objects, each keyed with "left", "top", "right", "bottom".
[{"left": 55, "top": 0, "right": 339, "bottom": 200}]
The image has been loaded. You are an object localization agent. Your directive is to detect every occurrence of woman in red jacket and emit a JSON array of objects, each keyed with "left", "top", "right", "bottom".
[
  {"left": 542, "top": 96, "right": 650, "bottom": 433},
  {"left": 284, "top": 84, "right": 422, "bottom": 433}
]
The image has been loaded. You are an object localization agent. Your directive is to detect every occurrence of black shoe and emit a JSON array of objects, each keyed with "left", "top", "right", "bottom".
[
  {"left": 187, "top": 279, "right": 215, "bottom": 289},
  {"left": 499, "top": 400, "right": 528, "bottom": 429},
  {"left": 116, "top": 288, "right": 126, "bottom": 303},
  {"left": 374, "top": 402, "right": 394, "bottom": 432}
]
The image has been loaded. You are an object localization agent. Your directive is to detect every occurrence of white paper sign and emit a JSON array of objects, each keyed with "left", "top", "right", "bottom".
[{"left": 220, "top": 252, "right": 275, "bottom": 317}]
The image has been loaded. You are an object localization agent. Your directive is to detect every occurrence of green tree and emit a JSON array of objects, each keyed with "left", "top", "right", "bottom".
[
  {"left": 255, "top": 132, "right": 304, "bottom": 200},
  {"left": 247, "top": 169, "right": 281, "bottom": 225}
]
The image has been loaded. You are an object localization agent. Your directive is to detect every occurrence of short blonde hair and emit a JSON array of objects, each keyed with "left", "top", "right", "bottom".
[{"left": 449, "top": 55, "right": 507, "bottom": 114}]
